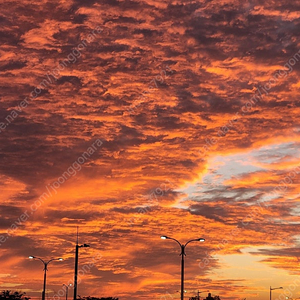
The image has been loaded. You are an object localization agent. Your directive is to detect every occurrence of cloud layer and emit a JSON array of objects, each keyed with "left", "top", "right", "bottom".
[{"left": 0, "top": 0, "right": 300, "bottom": 300}]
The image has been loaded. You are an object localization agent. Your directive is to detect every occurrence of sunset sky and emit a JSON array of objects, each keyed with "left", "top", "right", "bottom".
[{"left": 0, "top": 0, "right": 300, "bottom": 300}]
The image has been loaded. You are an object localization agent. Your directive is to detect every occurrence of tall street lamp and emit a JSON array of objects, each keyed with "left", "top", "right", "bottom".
[
  {"left": 63, "top": 284, "right": 72, "bottom": 300},
  {"left": 29, "top": 256, "right": 63, "bottom": 300},
  {"left": 73, "top": 243, "right": 90, "bottom": 300},
  {"left": 270, "top": 286, "right": 283, "bottom": 300},
  {"left": 161, "top": 236, "right": 205, "bottom": 300}
]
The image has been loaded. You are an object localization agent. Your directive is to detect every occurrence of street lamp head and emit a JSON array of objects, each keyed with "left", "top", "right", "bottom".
[
  {"left": 161, "top": 236, "right": 168, "bottom": 239},
  {"left": 78, "top": 243, "right": 90, "bottom": 248},
  {"left": 63, "top": 283, "right": 72, "bottom": 287},
  {"left": 29, "top": 255, "right": 35, "bottom": 259},
  {"left": 198, "top": 238, "right": 205, "bottom": 242},
  {"left": 271, "top": 286, "right": 283, "bottom": 292},
  {"left": 58, "top": 258, "right": 63, "bottom": 261}
]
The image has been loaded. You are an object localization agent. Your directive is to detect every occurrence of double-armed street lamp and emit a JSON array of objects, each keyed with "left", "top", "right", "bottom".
[
  {"left": 270, "top": 286, "right": 283, "bottom": 300},
  {"left": 63, "top": 284, "right": 72, "bottom": 300},
  {"left": 29, "top": 255, "right": 63, "bottom": 300},
  {"left": 161, "top": 236, "right": 205, "bottom": 300}
]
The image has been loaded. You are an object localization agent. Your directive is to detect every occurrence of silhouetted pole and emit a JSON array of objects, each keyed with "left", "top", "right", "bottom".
[
  {"left": 43, "top": 267, "right": 47, "bottom": 300},
  {"left": 181, "top": 245, "right": 184, "bottom": 300},
  {"left": 73, "top": 228, "right": 89, "bottom": 300},
  {"left": 161, "top": 236, "right": 205, "bottom": 300},
  {"left": 73, "top": 244, "right": 79, "bottom": 300},
  {"left": 270, "top": 286, "right": 283, "bottom": 300}
]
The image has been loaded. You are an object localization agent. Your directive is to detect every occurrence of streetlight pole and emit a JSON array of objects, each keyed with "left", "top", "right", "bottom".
[
  {"left": 43, "top": 266, "right": 47, "bottom": 300},
  {"left": 63, "top": 284, "right": 72, "bottom": 300},
  {"left": 161, "top": 236, "right": 205, "bottom": 300},
  {"left": 29, "top": 256, "right": 63, "bottom": 300},
  {"left": 270, "top": 286, "right": 283, "bottom": 300},
  {"left": 73, "top": 227, "right": 90, "bottom": 300},
  {"left": 181, "top": 243, "right": 184, "bottom": 300}
]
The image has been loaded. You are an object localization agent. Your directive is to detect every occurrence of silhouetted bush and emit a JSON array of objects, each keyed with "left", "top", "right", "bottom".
[{"left": 0, "top": 291, "right": 30, "bottom": 300}]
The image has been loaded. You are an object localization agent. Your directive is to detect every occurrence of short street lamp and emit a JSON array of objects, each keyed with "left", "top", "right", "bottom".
[
  {"left": 29, "top": 256, "right": 63, "bottom": 300},
  {"left": 270, "top": 286, "right": 283, "bottom": 300},
  {"left": 161, "top": 236, "right": 205, "bottom": 300},
  {"left": 63, "top": 283, "right": 72, "bottom": 300}
]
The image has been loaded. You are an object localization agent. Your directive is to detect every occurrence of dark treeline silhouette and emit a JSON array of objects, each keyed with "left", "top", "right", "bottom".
[
  {"left": 190, "top": 293, "right": 221, "bottom": 300},
  {"left": 78, "top": 297, "right": 118, "bottom": 300},
  {"left": 0, "top": 291, "right": 30, "bottom": 300},
  {"left": 0, "top": 291, "right": 118, "bottom": 300}
]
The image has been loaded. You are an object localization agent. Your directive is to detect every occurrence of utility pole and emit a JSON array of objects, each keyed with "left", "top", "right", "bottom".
[{"left": 73, "top": 227, "right": 90, "bottom": 300}]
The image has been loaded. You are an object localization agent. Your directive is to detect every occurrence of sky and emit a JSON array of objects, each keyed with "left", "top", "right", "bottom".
[{"left": 0, "top": 0, "right": 300, "bottom": 300}]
